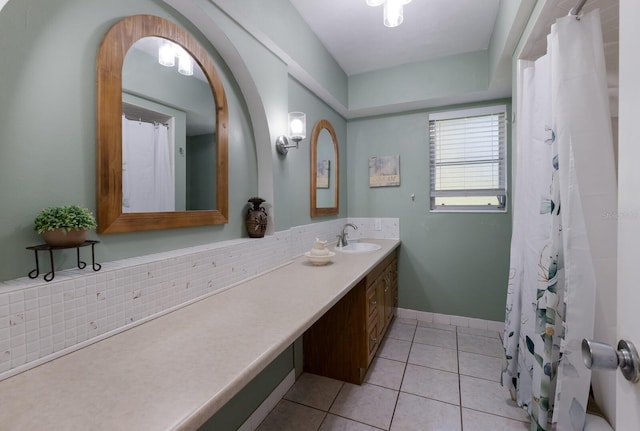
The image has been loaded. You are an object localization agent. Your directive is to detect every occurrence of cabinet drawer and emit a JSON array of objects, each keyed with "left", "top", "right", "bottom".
[{"left": 365, "top": 252, "right": 396, "bottom": 287}]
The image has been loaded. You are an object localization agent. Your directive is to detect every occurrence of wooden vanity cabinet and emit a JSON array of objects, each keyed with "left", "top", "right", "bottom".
[{"left": 303, "top": 250, "right": 398, "bottom": 384}]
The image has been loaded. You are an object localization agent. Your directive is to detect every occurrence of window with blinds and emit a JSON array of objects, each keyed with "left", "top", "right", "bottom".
[{"left": 428, "top": 105, "right": 507, "bottom": 212}]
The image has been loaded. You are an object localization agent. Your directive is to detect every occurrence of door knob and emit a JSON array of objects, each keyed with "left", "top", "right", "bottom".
[{"left": 581, "top": 339, "right": 640, "bottom": 383}]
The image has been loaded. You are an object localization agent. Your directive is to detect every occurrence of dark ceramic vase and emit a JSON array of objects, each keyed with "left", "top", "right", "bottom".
[{"left": 246, "top": 197, "right": 267, "bottom": 238}]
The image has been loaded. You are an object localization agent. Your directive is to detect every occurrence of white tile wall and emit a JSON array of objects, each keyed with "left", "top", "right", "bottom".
[
  {"left": 345, "top": 217, "right": 400, "bottom": 240},
  {"left": 0, "top": 218, "right": 399, "bottom": 380}
]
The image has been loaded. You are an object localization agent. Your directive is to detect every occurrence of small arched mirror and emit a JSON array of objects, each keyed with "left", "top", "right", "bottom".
[
  {"left": 310, "top": 120, "right": 339, "bottom": 217},
  {"left": 97, "top": 15, "right": 228, "bottom": 234}
]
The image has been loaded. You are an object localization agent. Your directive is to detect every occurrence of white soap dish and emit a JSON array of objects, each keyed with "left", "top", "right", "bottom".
[{"left": 304, "top": 251, "right": 336, "bottom": 266}]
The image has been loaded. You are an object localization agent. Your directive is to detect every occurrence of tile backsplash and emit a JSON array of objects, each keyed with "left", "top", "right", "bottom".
[{"left": 0, "top": 218, "right": 399, "bottom": 380}]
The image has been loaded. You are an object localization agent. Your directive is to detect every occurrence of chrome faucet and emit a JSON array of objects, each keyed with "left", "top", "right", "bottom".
[{"left": 337, "top": 223, "right": 358, "bottom": 247}]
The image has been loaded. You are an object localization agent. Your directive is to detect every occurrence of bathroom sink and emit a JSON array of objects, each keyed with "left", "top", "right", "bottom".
[{"left": 334, "top": 242, "right": 382, "bottom": 253}]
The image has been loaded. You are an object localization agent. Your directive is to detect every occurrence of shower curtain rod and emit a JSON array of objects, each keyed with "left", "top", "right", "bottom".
[
  {"left": 123, "top": 115, "right": 169, "bottom": 127},
  {"left": 570, "top": 0, "right": 588, "bottom": 19}
]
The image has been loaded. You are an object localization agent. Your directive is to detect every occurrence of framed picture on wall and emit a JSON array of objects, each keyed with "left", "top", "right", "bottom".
[
  {"left": 317, "top": 160, "right": 330, "bottom": 188},
  {"left": 369, "top": 155, "right": 400, "bottom": 187}
]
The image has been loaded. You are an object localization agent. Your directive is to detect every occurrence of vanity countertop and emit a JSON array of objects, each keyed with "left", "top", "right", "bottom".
[{"left": 0, "top": 239, "right": 400, "bottom": 431}]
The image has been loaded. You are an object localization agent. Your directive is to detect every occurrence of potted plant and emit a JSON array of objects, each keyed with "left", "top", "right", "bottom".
[{"left": 34, "top": 205, "right": 97, "bottom": 247}]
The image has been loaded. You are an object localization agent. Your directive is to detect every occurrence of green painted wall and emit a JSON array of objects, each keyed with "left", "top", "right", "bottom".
[
  {"left": 187, "top": 133, "right": 217, "bottom": 210},
  {"left": 487, "top": 0, "right": 536, "bottom": 90},
  {"left": 0, "top": 0, "right": 258, "bottom": 281},
  {"left": 348, "top": 51, "right": 490, "bottom": 113},
  {"left": 347, "top": 100, "right": 512, "bottom": 321},
  {"left": 212, "top": 0, "right": 348, "bottom": 108},
  {"left": 276, "top": 77, "right": 347, "bottom": 229}
]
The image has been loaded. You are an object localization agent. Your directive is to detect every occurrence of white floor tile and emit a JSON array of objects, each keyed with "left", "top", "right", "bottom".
[
  {"left": 256, "top": 399, "right": 326, "bottom": 431},
  {"left": 413, "top": 326, "right": 457, "bottom": 349},
  {"left": 487, "top": 320, "right": 505, "bottom": 333},
  {"left": 458, "top": 351, "right": 503, "bottom": 382},
  {"left": 401, "top": 364, "right": 460, "bottom": 405},
  {"left": 467, "top": 318, "right": 489, "bottom": 330},
  {"left": 417, "top": 320, "right": 457, "bottom": 332},
  {"left": 396, "top": 308, "right": 417, "bottom": 320},
  {"left": 257, "top": 313, "right": 531, "bottom": 431},
  {"left": 319, "top": 414, "right": 381, "bottom": 431},
  {"left": 394, "top": 317, "right": 417, "bottom": 326},
  {"left": 390, "top": 392, "right": 462, "bottom": 431},
  {"left": 457, "top": 332, "right": 503, "bottom": 357},
  {"left": 408, "top": 342, "right": 458, "bottom": 373},
  {"left": 462, "top": 408, "right": 529, "bottom": 430},
  {"left": 386, "top": 321, "right": 416, "bottom": 342},
  {"left": 376, "top": 337, "right": 411, "bottom": 362},
  {"left": 363, "top": 357, "right": 406, "bottom": 390},
  {"left": 457, "top": 326, "right": 500, "bottom": 339},
  {"left": 460, "top": 375, "right": 529, "bottom": 422},
  {"left": 284, "top": 373, "right": 344, "bottom": 411},
  {"left": 329, "top": 383, "right": 399, "bottom": 430}
]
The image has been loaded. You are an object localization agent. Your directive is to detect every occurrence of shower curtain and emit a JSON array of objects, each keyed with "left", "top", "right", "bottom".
[
  {"left": 122, "top": 116, "right": 175, "bottom": 212},
  {"left": 502, "top": 10, "right": 617, "bottom": 431}
]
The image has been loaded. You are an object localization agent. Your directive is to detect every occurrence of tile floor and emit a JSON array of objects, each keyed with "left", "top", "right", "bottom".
[{"left": 257, "top": 318, "right": 530, "bottom": 431}]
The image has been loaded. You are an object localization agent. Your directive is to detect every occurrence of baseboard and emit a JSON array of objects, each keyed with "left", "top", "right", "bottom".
[
  {"left": 237, "top": 369, "right": 296, "bottom": 431},
  {"left": 396, "top": 307, "right": 505, "bottom": 332}
]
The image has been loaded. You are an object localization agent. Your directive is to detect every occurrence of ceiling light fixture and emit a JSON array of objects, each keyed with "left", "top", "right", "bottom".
[
  {"left": 158, "top": 42, "right": 176, "bottom": 67},
  {"left": 158, "top": 42, "right": 193, "bottom": 76},
  {"left": 367, "top": 0, "right": 411, "bottom": 28},
  {"left": 176, "top": 47, "right": 194, "bottom": 76}
]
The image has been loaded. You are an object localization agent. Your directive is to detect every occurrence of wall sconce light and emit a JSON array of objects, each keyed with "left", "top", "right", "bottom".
[{"left": 276, "top": 112, "right": 306, "bottom": 155}]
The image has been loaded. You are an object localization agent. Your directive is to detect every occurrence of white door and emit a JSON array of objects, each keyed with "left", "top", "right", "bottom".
[{"left": 615, "top": 0, "right": 640, "bottom": 429}]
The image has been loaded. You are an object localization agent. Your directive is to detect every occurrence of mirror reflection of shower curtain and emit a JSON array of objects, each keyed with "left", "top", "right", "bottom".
[{"left": 122, "top": 116, "right": 175, "bottom": 212}]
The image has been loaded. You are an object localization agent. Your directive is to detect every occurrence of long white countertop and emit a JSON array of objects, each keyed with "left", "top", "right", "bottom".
[{"left": 0, "top": 239, "right": 400, "bottom": 431}]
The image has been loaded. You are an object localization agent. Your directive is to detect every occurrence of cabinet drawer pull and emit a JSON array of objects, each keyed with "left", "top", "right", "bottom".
[
  {"left": 370, "top": 336, "right": 378, "bottom": 345},
  {"left": 371, "top": 300, "right": 377, "bottom": 306}
]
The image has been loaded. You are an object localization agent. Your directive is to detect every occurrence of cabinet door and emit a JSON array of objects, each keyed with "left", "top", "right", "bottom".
[
  {"left": 384, "top": 267, "right": 394, "bottom": 328},
  {"left": 376, "top": 275, "right": 386, "bottom": 338},
  {"left": 388, "top": 258, "right": 398, "bottom": 319},
  {"left": 366, "top": 281, "right": 378, "bottom": 324}
]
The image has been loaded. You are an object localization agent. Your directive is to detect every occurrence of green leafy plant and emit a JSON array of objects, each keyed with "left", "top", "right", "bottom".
[{"left": 34, "top": 205, "right": 97, "bottom": 234}]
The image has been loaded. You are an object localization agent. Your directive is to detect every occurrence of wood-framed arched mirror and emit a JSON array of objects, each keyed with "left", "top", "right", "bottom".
[
  {"left": 310, "top": 119, "right": 339, "bottom": 217},
  {"left": 96, "top": 15, "right": 228, "bottom": 234}
]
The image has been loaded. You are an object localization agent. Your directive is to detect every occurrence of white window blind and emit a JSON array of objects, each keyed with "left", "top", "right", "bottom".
[{"left": 429, "top": 106, "right": 507, "bottom": 211}]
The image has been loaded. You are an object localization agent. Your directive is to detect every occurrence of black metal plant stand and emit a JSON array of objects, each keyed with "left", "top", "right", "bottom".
[{"left": 26, "top": 240, "right": 101, "bottom": 282}]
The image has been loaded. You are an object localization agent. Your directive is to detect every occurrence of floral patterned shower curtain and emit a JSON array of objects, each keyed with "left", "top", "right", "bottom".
[{"left": 502, "top": 10, "right": 617, "bottom": 431}]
